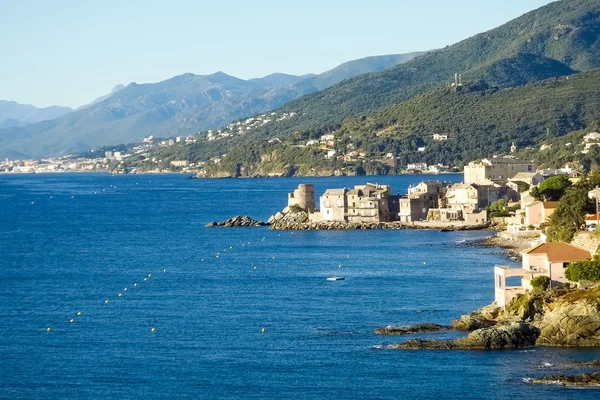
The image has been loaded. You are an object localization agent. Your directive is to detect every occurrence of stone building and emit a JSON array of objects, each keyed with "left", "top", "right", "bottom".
[
  {"left": 398, "top": 181, "right": 448, "bottom": 222},
  {"left": 320, "top": 183, "right": 392, "bottom": 223},
  {"left": 464, "top": 158, "right": 537, "bottom": 185},
  {"left": 288, "top": 184, "right": 316, "bottom": 212}
]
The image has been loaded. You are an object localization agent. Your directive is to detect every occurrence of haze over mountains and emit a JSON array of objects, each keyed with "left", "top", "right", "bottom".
[
  {"left": 0, "top": 52, "right": 425, "bottom": 159},
  {"left": 0, "top": 101, "right": 73, "bottom": 130}
]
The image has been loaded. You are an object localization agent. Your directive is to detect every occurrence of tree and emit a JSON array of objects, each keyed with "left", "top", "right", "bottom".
[
  {"left": 536, "top": 175, "right": 572, "bottom": 201},
  {"left": 546, "top": 185, "right": 593, "bottom": 242},
  {"left": 488, "top": 198, "right": 511, "bottom": 218}
]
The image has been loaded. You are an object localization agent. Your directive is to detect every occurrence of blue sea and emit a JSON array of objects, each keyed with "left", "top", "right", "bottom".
[{"left": 1, "top": 173, "right": 599, "bottom": 399}]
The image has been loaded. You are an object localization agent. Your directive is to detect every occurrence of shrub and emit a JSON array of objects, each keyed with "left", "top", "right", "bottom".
[
  {"left": 288, "top": 204, "right": 304, "bottom": 214},
  {"left": 530, "top": 276, "right": 550, "bottom": 292},
  {"left": 565, "top": 259, "right": 600, "bottom": 282}
]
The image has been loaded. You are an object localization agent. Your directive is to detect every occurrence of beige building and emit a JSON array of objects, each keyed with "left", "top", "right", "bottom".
[
  {"left": 320, "top": 183, "right": 392, "bottom": 223},
  {"left": 494, "top": 242, "right": 591, "bottom": 307},
  {"left": 398, "top": 181, "right": 448, "bottom": 222},
  {"left": 525, "top": 201, "right": 559, "bottom": 227},
  {"left": 170, "top": 160, "right": 189, "bottom": 167},
  {"left": 464, "top": 158, "right": 537, "bottom": 184},
  {"left": 445, "top": 183, "right": 508, "bottom": 213}
]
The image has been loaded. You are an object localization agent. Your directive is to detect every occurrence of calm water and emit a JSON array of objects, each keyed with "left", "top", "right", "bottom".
[{"left": 1, "top": 173, "right": 599, "bottom": 399}]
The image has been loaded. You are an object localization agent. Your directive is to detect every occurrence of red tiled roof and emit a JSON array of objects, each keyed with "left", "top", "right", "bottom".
[{"left": 522, "top": 242, "right": 591, "bottom": 263}]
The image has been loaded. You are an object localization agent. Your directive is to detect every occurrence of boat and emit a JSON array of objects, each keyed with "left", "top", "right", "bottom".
[{"left": 327, "top": 276, "right": 345, "bottom": 281}]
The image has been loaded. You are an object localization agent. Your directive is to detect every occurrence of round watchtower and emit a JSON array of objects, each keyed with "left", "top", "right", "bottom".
[{"left": 288, "top": 184, "right": 315, "bottom": 212}]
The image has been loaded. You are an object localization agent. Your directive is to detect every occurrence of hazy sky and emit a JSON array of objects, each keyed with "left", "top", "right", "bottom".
[{"left": 1, "top": 0, "right": 554, "bottom": 108}]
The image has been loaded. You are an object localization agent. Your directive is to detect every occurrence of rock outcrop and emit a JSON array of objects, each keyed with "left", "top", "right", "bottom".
[
  {"left": 451, "top": 305, "right": 501, "bottom": 331},
  {"left": 205, "top": 215, "right": 266, "bottom": 227},
  {"left": 375, "top": 323, "right": 450, "bottom": 335},
  {"left": 391, "top": 321, "right": 540, "bottom": 350},
  {"left": 530, "top": 372, "right": 600, "bottom": 386}
]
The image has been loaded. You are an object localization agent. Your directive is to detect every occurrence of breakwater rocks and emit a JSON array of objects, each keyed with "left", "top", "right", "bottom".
[
  {"left": 375, "top": 323, "right": 451, "bottom": 335},
  {"left": 205, "top": 216, "right": 267, "bottom": 227},
  {"left": 268, "top": 209, "right": 488, "bottom": 231}
]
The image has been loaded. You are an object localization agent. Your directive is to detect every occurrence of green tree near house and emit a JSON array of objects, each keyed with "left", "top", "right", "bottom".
[
  {"left": 546, "top": 185, "right": 594, "bottom": 242},
  {"left": 530, "top": 175, "right": 572, "bottom": 201},
  {"left": 565, "top": 256, "right": 600, "bottom": 282},
  {"left": 487, "top": 198, "right": 518, "bottom": 218}
]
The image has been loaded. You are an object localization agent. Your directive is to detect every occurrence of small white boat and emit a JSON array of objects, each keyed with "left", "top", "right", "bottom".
[{"left": 327, "top": 276, "right": 345, "bottom": 281}]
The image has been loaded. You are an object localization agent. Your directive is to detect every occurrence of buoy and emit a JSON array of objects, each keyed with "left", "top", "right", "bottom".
[
  {"left": 254, "top": 266, "right": 257, "bottom": 270},
  {"left": 47, "top": 327, "right": 51, "bottom": 332},
  {"left": 423, "top": 262, "right": 426, "bottom": 265},
  {"left": 230, "top": 246, "right": 233, "bottom": 249},
  {"left": 144, "top": 277, "right": 147, "bottom": 281},
  {"left": 105, "top": 300, "right": 109, "bottom": 304},
  {"left": 272, "top": 256, "right": 275, "bottom": 259},
  {"left": 50, "top": 196, "right": 53, "bottom": 199},
  {"left": 134, "top": 283, "right": 137, "bottom": 286},
  {"left": 71, "top": 196, "right": 74, "bottom": 199},
  {"left": 70, "top": 319, "right": 74, "bottom": 323},
  {"left": 216, "top": 256, "right": 219, "bottom": 259},
  {"left": 77, "top": 312, "right": 82, "bottom": 316},
  {"left": 348, "top": 255, "right": 350, "bottom": 258},
  {"left": 163, "top": 269, "right": 167, "bottom": 273},
  {"left": 151, "top": 327, "right": 156, "bottom": 333},
  {"left": 148, "top": 273, "right": 152, "bottom": 277},
  {"left": 242, "top": 244, "right": 245, "bottom": 247},
  {"left": 261, "top": 328, "right": 265, "bottom": 333},
  {"left": 248, "top": 242, "right": 251, "bottom": 244},
  {"left": 339, "top": 265, "right": 342, "bottom": 268},
  {"left": 278, "top": 234, "right": 280, "bottom": 236},
  {"left": 201, "top": 258, "right": 204, "bottom": 262},
  {"left": 31, "top": 202, "right": 35, "bottom": 205},
  {"left": 118, "top": 293, "right": 122, "bottom": 297},
  {"left": 124, "top": 288, "right": 127, "bottom": 291}
]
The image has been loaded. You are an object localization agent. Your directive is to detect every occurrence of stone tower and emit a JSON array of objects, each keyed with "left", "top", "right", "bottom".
[{"left": 288, "top": 184, "right": 315, "bottom": 212}]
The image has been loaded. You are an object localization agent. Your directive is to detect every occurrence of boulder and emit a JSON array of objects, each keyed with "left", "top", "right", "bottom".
[{"left": 451, "top": 311, "right": 498, "bottom": 331}]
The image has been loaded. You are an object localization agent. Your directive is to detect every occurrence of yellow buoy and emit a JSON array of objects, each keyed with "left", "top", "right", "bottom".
[
  {"left": 423, "top": 262, "right": 426, "bottom": 265},
  {"left": 163, "top": 269, "right": 167, "bottom": 273},
  {"left": 105, "top": 300, "right": 109, "bottom": 304},
  {"left": 230, "top": 246, "right": 233, "bottom": 249},
  {"left": 148, "top": 273, "right": 152, "bottom": 277},
  {"left": 151, "top": 327, "right": 156, "bottom": 333},
  {"left": 47, "top": 327, "right": 51, "bottom": 332},
  {"left": 134, "top": 283, "right": 137, "bottom": 286},
  {"left": 77, "top": 312, "right": 82, "bottom": 316},
  {"left": 144, "top": 277, "right": 147, "bottom": 281},
  {"left": 261, "top": 328, "right": 265, "bottom": 333},
  {"left": 70, "top": 319, "right": 74, "bottom": 323},
  {"left": 124, "top": 288, "right": 127, "bottom": 291},
  {"left": 254, "top": 266, "right": 257, "bottom": 270},
  {"left": 118, "top": 293, "right": 122, "bottom": 297},
  {"left": 216, "top": 256, "right": 219, "bottom": 259}
]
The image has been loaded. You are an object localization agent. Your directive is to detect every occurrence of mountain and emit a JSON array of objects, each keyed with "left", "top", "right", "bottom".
[
  {"left": 177, "top": 69, "right": 600, "bottom": 177},
  {"left": 77, "top": 84, "right": 125, "bottom": 110},
  {"left": 0, "top": 53, "right": 425, "bottom": 159},
  {"left": 235, "top": 0, "right": 600, "bottom": 140},
  {"left": 0, "top": 100, "right": 73, "bottom": 128}
]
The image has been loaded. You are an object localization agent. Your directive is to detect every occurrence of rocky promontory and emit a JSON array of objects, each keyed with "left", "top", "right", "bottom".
[
  {"left": 529, "top": 372, "right": 600, "bottom": 386},
  {"left": 375, "top": 323, "right": 450, "bottom": 335},
  {"left": 205, "top": 215, "right": 267, "bottom": 227},
  {"left": 379, "top": 285, "right": 600, "bottom": 350}
]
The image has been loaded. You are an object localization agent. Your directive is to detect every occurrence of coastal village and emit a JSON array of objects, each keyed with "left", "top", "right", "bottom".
[{"left": 277, "top": 156, "right": 600, "bottom": 321}]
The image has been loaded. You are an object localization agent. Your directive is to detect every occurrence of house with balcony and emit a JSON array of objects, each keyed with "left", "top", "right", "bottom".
[{"left": 494, "top": 242, "right": 591, "bottom": 307}]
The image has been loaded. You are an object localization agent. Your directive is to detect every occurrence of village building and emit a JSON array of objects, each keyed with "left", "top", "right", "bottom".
[
  {"left": 464, "top": 158, "right": 537, "bottom": 185},
  {"left": 170, "top": 160, "right": 189, "bottom": 167},
  {"left": 494, "top": 242, "right": 591, "bottom": 307},
  {"left": 432, "top": 133, "right": 448, "bottom": 141},
  {"left": 317, "top": 183, "right": 392, "bottom": 223},
  {"left": 525, "top": 201, "right": 559, "bottom": 227},
  {"left": 508, "top": 172, "right": 544, "bottom": 187},
  {"left": 398, "top": 181, "right": 448, "bottom": 222}
]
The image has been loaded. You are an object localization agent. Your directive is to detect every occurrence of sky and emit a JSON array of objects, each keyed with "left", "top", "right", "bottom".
[{"left": 1, "top": 0, "right": 555, "bottom": 108}]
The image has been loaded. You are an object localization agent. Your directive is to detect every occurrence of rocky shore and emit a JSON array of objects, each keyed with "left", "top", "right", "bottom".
[
  {"left": 205, "top": 215, "right": 266, "bottom": 227},
  {"left": 529, "top": 372, "right": 600, "bottom": 386},
  {"left": 377, "top": 285, "right": 600, "bottom": 350}
]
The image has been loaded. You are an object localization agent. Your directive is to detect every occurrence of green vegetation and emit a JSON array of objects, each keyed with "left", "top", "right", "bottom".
[
  {"left": 487, "top": 199, "right": 518, "bottom": 218},
  {"left": 546, "top": 172, "right": 600, "bottom": 242},
  {"left": 531, "top": 276, "right": 550, "bottom": 292},
  {"left": 565, "top": 257, "right": 600, "bottom": 282},
  {"left": 288, "top": 204, "right": 304, "bottom": 214},
  {"left": 531, "top": 175, "right": 572, "bottom": 201}
]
